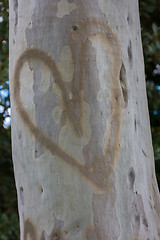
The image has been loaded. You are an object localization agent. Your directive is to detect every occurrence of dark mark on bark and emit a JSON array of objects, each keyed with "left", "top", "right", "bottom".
[
  {"left": 119, "top": 61, "right": 128, "bottom": 108},
  {"left": 128, "top": 40, "right": 133, "bottom": 68},
  {"left": 128, "top": 167, "right": 135, "bottom": 189},
  {"left": 14, "top": 0, "right": 18, "bottom": 34},
  {"left": 35, "top": 145, "right": 43, "bottom": 159},
  {"left": 20, "top": 186, "right": 24, "bottom": 206},
  {"left": 127, "top": 13, "right": 132, "bottom": 25},
  {"left": 128, "top": 167, "right": 150, "bottom": 238},
  {"left": 40, "top": 232, "right": 45, "bottom": 240},
  {"left": 132, "top": 193, "right": 148, "bottom": 237},
  {"left": 142, "top": 149, "right": 147, "bottom": 158},
  {"left": 143, "top": 217, "right": 148, "bottom": 228},
  {"left": 134, "top": 211, "right": 140, "bottom": 225},
  {"left": 71, "top": 25, "right": 78, "bottom": 31},
  {"left": 132, "top": 202, "right": 140, "bottom": 237},
  {"left": 51, "top": 231, "right": 61, "bottom": 239},
  {"left": 40, "top": 186, "right": 43, "bottom": 193},
  {"left": 134, "top": 118, "right": 137, "bottom": 132},
  {"left": 18, "top": 131, "right": 21, "bottom": 139}
]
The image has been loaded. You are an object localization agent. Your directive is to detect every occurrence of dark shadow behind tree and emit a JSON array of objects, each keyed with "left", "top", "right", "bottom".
[
  {"left": 0, "top": 0, "right": 159, "bottom": 239},
  {"left": 0, "top": 0, "right": 19, "bottom": 239},
  {"left": 139, "top": 0, "right": 160, "bottom": 189}
]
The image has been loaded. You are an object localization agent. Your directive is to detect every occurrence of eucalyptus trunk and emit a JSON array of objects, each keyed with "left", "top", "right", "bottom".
[{"left": 9, "top": 0, "right": 160, "bottom": 239}]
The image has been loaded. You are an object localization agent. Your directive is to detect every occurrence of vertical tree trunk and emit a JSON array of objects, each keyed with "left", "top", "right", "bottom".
[{"left": 10, "top": 0, "right": 160, "bottom": 239}]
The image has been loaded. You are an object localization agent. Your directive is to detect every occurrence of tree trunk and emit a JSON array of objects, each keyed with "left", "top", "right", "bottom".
[{"left": 9, "top": 0, "right": 160, "bottom": 239}]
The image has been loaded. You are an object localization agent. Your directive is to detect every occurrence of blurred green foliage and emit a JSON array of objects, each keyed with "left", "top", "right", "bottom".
[
  {"left": 140, "top": 0, "right": 160, "bottom": 77},
  {"left": 0, "top": 0, "right": 160, "bottom": 239}
]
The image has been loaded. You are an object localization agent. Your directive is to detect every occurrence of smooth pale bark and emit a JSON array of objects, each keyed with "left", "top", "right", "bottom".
[{"left": 9, "top": 0, "right": 160, "bottom": 239}]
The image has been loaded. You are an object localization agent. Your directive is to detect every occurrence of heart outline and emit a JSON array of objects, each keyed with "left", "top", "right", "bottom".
[{"left": 13, "top": 20, "right": 122, "bottom": 191}]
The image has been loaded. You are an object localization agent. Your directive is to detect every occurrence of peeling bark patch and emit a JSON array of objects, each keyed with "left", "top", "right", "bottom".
[
  {"left": 65, "top": 223, "right": 81, "bottom": 239},
  {"left": 128, "top": 172, "right": 149, "bottom": 236},
  {"left": 151, "top": 182, "right": 160, "bottom": 219},
  {"left": 39, "top": 65, "right": 51, "bottom": 93},
  {"left": 57, "top": 45, "right": 74, "bottom": 83},
  {"left": 57, "top": 0, "right": 76, "bottom": 18},
  {"left": 85, "top": 227, "right": 99, "bottom": 240},
  {"left": 41, "top": 215, "right": 64, "bottom": 240},
  {"left": 132, "top": 193, "right": 148, "bottom": 237},
  {"left": 24, "top": 219, "right": 38, "bottom": 240},
  {"left": 128, "top": 40, "right": 133, "bottom": 68},
  {"left": 97, "top": 90, "right": 104, "bottom": 102},
  {"left": 119, "top": 61, "right": 128, "bottom": 108},
  {"left": 13, "top": 0, "right": 18, "bottom": 34},
  {"left": 13, "top": 20, "right": 122, "bottom": 190},
  {"left": 52, "top": 106, "right": 63, "bottom": 124},
  {"left": 128, "top": 167, "right": 135, "bottom": 190},
  {"left": 90, "top": 189, "right": 120, "bottom": 239}
]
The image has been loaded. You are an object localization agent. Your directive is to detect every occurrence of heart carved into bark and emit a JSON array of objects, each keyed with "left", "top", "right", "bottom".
[{"left": 13, "top": 20, "right": 122, "bottom": 191}]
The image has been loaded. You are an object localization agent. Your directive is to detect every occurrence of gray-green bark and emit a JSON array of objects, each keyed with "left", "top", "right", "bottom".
[{"left": 10, "top": 0, "right": 160, "bottom": 239}]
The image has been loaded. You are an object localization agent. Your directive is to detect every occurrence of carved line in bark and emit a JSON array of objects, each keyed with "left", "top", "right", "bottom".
[{"left": 13, "top": 20, "right": 122, "bottom": 191}]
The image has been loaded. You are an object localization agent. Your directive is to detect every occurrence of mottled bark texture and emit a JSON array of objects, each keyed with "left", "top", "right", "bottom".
[{"left": 9, "top": 0, "right": 160, "bottom": 239}]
